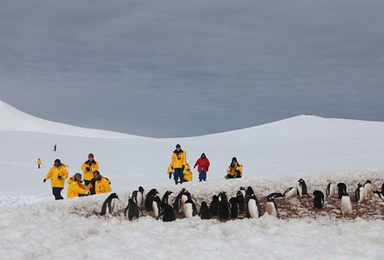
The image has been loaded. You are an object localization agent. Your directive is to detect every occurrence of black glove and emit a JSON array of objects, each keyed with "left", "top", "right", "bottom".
[
  {"left": 169, "top": 173, "right": 172, "bottom": 179},
  {"left": 43, "top": 179, "right": 46, "bottom": 183},
  {"left": 171, "top": 166, "right": 174, "bottom": 170},
  {"left": 85, "top": 167, "right": 90, "bottom": 172},
  {"left": 182, "top": 165, "right": 185, "bottom": 170}
]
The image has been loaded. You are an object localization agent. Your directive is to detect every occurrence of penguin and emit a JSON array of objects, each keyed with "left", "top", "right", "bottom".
[
  {"left": 266, "top": 193, "right": 284, "bottom": 200},
  {"left": 326, "top": 183, "right": 336, "bottom": 197},
  {"left": 124, "top": 198, "right": 142, "bottom": 221},
  {"left": 364, "top": 180, "right": 373, "bottom": 198},
  {"left": 161, "top": 190, "right": 173, "bottom": 205},
  {"left": 313, "top": 190, "right": 325, "bottom": 209},
  {"left": 210, "top": 195, "right": 219, "bottom": 217},
  {"left": 145, "top": 189, "right": 159, "bottom": 211},
  {"left": 157, "top": 204, "right": 176, "bottom": 222},
  {"left": 382, "top": 182, "right": 384, "bottom": 196},
  {"left": 132, "top": 186, "right": 145, "bottom": 209},
  {"left": 265, "top": 197, "right": 278, "bottom": 218},
  {"left": 173, "top": 188, "right": 186, "bottom": 213},
  {"left": 218, "top": 192, "right": 231, "bottom": 220},
  {"left": 239, "top": 186, "right": 246, "bottom": 198},
  {"left": 355, "top": 183, "right": 365, "bottom": 203},
  {"left": 297, "top": 179, "right": 308, "bottom": 197},
  {"left": 152, "top": 196, "right": 162, "bottom": 218},
  {"left": 246, "top": 194, "right": 261, "bottom": 218},
  {"left": 180, "top": 191, "right": 192, "bottom": 214},
  {"left": 229, "top": 197, "right": 238, "bottom": 219},
  {"left": 199, "top": 201, "right": 211, "bottom": 220},
  {"left": 283, "top": 187, "right": 297, "bottom": 199},
  {"left": 236, "top": 191, "right": 246, "bottom": 212},
  {"left": 183, "top": 197, "right": 197, "bottom": 218},
  {"left": 340, "top": 191, "right": 352, "bottom": 214},
  {"left": 373, "top": 190, "right": 384, "bottom": 201},
  {"left": 99, "top": 193, "right": 120, "bottom": 216},
  {"left": 246, "top": 186, "right": 255, "bottom": 198},
  {"left": 337, "top": 183, "right": 347, "bottom": 199}
]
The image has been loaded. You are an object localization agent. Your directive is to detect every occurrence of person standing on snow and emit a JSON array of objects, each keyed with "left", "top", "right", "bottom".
[
  {"left": 43, "top": 159, "right": 69, "bottom": 200},
  {"left": 89, "top": 171, "right": 112, "bottom": 194},
  {"left": 170, "top": 144, "right": 187, "bottom": 185},
  {"left": 67, "top": 173, "right": 89, "bottom": 198},
  {"left": 81, "top": 153, "right": 99, "bottom": 186},
  {"left": 53, "top": 144, "right": 57, "bottom": 152},
  {"left": 225, "top": 157, "right": 243, "bottom": 179},
  {"left": 37, "top": 158, "right": 42, "bottom": 169},
  {"left": 194, "top": 153, "right": 210, "bottom": 182}
]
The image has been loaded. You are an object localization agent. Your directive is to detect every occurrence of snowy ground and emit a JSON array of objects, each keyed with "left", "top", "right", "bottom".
[{"left": 1, "top": 101, "right": 384, "bottom": 259}]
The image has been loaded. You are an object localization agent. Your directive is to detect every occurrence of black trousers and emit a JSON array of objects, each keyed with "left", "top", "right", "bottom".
[{"left": 52, "top": 187, "right": 64, "bottom": 200}]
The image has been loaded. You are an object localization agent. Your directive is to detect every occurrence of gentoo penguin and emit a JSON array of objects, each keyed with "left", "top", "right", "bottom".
[
  {"left": 199, "top": 201, "right": 211, "bottom": 220},
  {"left": 161, "top": 190, "right": 173, "bottom": 205},
  {"left": 355, "top": 183, "right": 365, "bottom": 203},
  {"left": 326, "top": 183, "right": 336, "bottom": 197},
  {"left": 152, "top": 196, "right": 162, "bottom": 218},
  {"left": 99, "top": 193, "right": 120, "bottom": 216},
  {"left": 266, "top": 193, "right": 284, "bottom": 200},
  {"left": 173, "top": 188, "right": 186, "bottom": 213},
  {"left": 283, "top": 187, "right": 297, "bottom": 199},
  {"left": 265, "top": 197, "right": 278, "bottom": 218},
  {"left": 145, "top": 189, "right": 159, "bottom": 211},
  {"left": 236, "top": 191, "right": 246, "bottom": 212},
  {"left": 373, "top": 190, "right": 384, "bottom": 201},
  {"left": 313, "top": 190, "right": 325, "bottom": 209},
  {"left": 183, "top": 197, "right": 197, "bottom": 218},
  {"left": 239, "top": 187, "right": 246, "bottom": 198},
  {"left": 125, "top": 198, "right": 141, "bottom": 221},
  {"left": 337, "top": 183, "right": 347, "bottom": 199},
  {"left": 210, "top": 195, "right": 219, "bottom": 217},
  {"left": 218, "top": 192, "right": 231, "bottom": 220},
  {"left": 246, "top": 186, "right": 255, "bottom": 198},
  {"left": 157, "top": 204, "right": 176, "bottom": 222},
  {"left": 340, "top": 191, "right": 352, "bottom": 214},
  {"left": 132, "top": 186, "right": 145, "bottom": 209},
  {"left": 246, "top": 194, "right": 261, "bottom": 218},
  {"left": 297, "top": 179, "right": 308, "bottom": 197},
  {"left": 364, "top": 180, "right": 373, "bottom": 198},
  {"left": 229, "top": 197, "right": 239, "bottom": 219}
]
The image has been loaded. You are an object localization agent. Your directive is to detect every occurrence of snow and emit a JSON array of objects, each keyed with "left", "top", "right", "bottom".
[{"left": 1, "top": 100, "right": 384, "bottom": 259}]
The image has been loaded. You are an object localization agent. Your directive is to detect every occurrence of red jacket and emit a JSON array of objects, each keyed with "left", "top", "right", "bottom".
[{"left": 194, "top": 157, "right": 210, "bottom": 173}]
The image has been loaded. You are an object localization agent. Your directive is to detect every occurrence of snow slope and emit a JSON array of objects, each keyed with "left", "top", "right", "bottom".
[{"left": 1, "top": 101, "right": 384, "bottom": 259}]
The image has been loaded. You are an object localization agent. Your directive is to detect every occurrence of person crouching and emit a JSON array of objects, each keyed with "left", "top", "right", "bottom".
[{"left": 67, "top": 173, "right": 89, "bottom": 198}]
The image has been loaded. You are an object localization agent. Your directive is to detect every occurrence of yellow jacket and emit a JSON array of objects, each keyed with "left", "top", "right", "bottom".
[
  {"left": 37, "top": 159, "right": 42, "bottom": 165},
  {"left": 45, "top": 164, "right": 69, "bottom": 188},
  {"left": 183, "top": 164, "right": 193, "bottom": 182},
  {"left": 81, "top": 161, "right": 99, "bottom": 181},
  {"left": 94, "top": 176, "right": 112, "bottom": 194},
  {"left": 171, "top": 150, "right": 187, "bottom": 169},
  {"left": 226, "top": 163, "right": 243, "bottom": 177},
  {"left": 67, "top": 177, "right": 89, "bottom": 198}
]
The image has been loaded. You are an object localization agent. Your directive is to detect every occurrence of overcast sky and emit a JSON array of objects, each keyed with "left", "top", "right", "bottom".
[{"left": 1, "top": 0, "right": 383, "bottom": 137}]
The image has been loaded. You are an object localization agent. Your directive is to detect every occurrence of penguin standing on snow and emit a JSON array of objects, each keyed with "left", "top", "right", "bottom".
[
  {"left": 210, "top": 195, "right": 219, "bottom": 217},
  {"left": 152, "top": 196, "right": 162, "bottom": 218},
  {"left": 173, "top": 188, "right": 186, "bottom": 213},
  {"left": 355, "top": 183, "right": 365, "bottom": 203},
  {"left": 364, "top": 180, "right": 373, "bottom": 198},
  {"left": 246, "top": 186, "right": 255, "bottom": 198},
  {"left": 340, "top": 191, "right": 353, "bottom": 214},
  {"left": 313, "top": 190, "right": 325, "bottom": 209},
  {"left": 125, "top": 198, "right": 142, "bottom": 221},
  {"left": 145, "top": 189, "right": 159, "bottom": 211},
  {"left": 229, "top": 197, "right": 239, "bottom": 219},
  {"left": 265, "top": 197, "right": 278, "bottom": 218},
  {"left": 337, "top": 183, "right": 347, "bottom": 199},
  {"left": 326, "top": 183, "right": 336, "bottom": 197},
  {"left": 157, "top": 204, "right": 176, "bottom": 222},
  {"left": 239, "top": 187, "right": 246, "bottom": 198},
  {"left": 297, "top": 179, "right": 308, "bottom": 197},
  {"left": 183, "top": 197, "right": 197, "bottom": 218},
  {"left": 218, "top": 192, "right": 231, "bottom": 220},
  {"left": 132, "top": 186, "right": 145, "bottom": 209},
  {"left": 283, "top": 187, "right": 297, "bottom": 199},
  {"left": 236, "top": 191, "right": 246, "bottom": 213},
  {"left": 199, "top": 201, "right": 211, "bottom": 220},
  {"left": 161, "top": 190, "right": 173, "bottom": 205},
  {"left": 246, "top": 194, "right": 261, "bottom": 218},
  {"left": 99, "top": 193, "right": 120, "bottom": 216}
]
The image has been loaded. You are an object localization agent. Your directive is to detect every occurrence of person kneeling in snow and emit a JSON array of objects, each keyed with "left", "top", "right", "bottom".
[
  {"left": 183, "top": 163, "right": 193, "bottom": 182},
  {"left": 89, "top": 171, "right": 112, "bottom": 194},
  {"left": 43, "top": 159, "right": 69, "bottom": 200},
  {"left": 225, "top": 157, "right": 243, "bottom": 179},
  {"left": 67, "top": 173, "right": 89, "bottom": 198}
]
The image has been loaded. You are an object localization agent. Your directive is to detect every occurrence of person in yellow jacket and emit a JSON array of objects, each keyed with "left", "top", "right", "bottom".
[
  {"left": 43, "top": 159, "right": 69, "bottom": 200},
  {"left": 37, "top": 158, "right": 42, "bottom": 169},
  {"left": 81, "top": 153, "right": 99, "bottom": 186},
  {"left": 67, "top": 173, "right": 89, "bottom": 198},
  {"left": 167, "top": 165, "right": 174, "bottom": 179},
  {"left": 170, "top": 144, "right": 187, "bottom": 185},
  {"left": 225, "top": 157, "right": 243, "bottom": 179},
  {"left": 183, "top": 163, "right": 193, "bottom": 182},
  {"left": 90, "top": 171, "right": 112, "bottom": 194}
]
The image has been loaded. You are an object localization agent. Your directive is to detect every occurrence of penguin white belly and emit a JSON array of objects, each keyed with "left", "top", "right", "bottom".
[
  {"left": 340, "top": 196, "right": 352, "bottom": 214},
  {"left": 248, "top": 200, "right": 259, "bottom": 218},
  {"left": 364, "top": 184, "right": 373, "bottom": 198},
  {"left": 137, "top": 194, "right": 143, "bottom": 209},
  {"left": 297, "top": 185, "right": 303, "bottom": 197},
  {"left": 266, "top": 202, "right": 277, "bottom": 217},
  {"left": 329, "top": 184, "right": 336, "bottom": 197},
  {"left": 183, "top": 203, "right": 193, "bottom": 218},
  {"left": 285, "top": 188, "right": 297, "bottom": 199},
  {"left": 240, "top": 190, "right": 246, "bottom": 198},
  {"left": 358, "top": 187, "right": 365, "bottom": 203},
  {"left": 152, "top": 202, "right": 159, "bottom": 218}
]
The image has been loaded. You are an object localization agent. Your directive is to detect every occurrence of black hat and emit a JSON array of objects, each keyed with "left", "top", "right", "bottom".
[
  {"left": 176, "top": 144, "right": 181, "bottom": 148},
  {"left": 54, "top": 159, "right": 61, "bottom": 165}
]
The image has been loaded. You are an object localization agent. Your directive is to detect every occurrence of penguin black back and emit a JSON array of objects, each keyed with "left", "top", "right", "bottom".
[
  {"left": 266, "top": 193, "right": 284, "bottom": 200},
  {"left": 229, "top": 197, "right": 238, "bottom": 219},
  {"left": 100, "top": 193, "right": 119, "bottom": 216},
  {"left": 145, "top": 189, "right": 158, "bottom": 211},
  {"left": 173, "top": 188, "right": 186, "bottom": 212},
  {"left": 218, "top": 192, "right": 230, "bottom": 220},
  {"left": 337, "top": 183, "right": 347, "bottom": 199},
  {"left": 125, "top": 198, "right": 141, "bottom": 221},
  {"left": 313, "top": 190, "right": 324, "bottom": 209},
  {"left": 210, "top": 195, "right": 219, "bottom": 216},
  {"left": 246, "top": 186, "right": 255, "bottom": 198},
  {"left": 355, "top": 183, "right": 363, "bottom": 203},
  {"left": 298, "top": 179, "right": 308, "bottom": 196},
  {"left": 236, "top": 191, "right": 246, "bottom": 212},
  {"left": 382, "top": 182, "right": 384, "bottom": 195},
  {"left": 199, "top": 201, "right": 211, "bottom": 220},
  {"left": 162, "top": 191, "right": 173, "bottom": 205},
  {"left": 158, "top": 204, "right": 176, "bottom": 222}
]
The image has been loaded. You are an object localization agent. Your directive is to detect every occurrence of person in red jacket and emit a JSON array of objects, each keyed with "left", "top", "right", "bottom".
[{"left": 194, "top": 153, "right": 210, "bottom": 182}]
